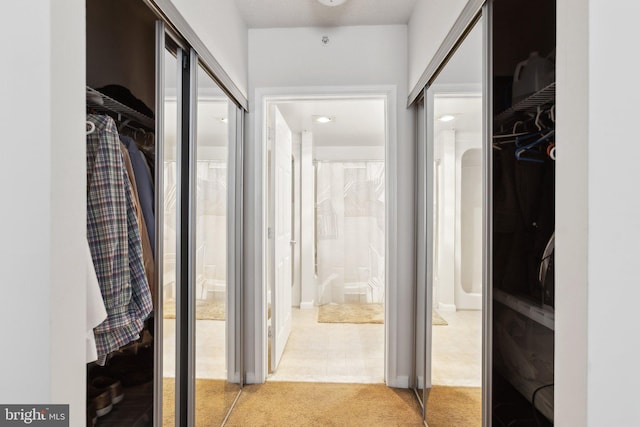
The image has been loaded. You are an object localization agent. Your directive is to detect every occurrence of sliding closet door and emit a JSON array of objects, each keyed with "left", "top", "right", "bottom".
[
  {"left": 155, "top": 24, "right": 244, "bottom": 427},
  {"left": 192, "top": 60, "right": 241, "bottom": 426},
  {"left": 156, "top": 23, "right": 185, "bottom": 427},
  {"left": 424, "top": 15, "right": 485, "bottom": 426},
  {"left": 414, "top": 92, "right": 428, "bottom": 413}
]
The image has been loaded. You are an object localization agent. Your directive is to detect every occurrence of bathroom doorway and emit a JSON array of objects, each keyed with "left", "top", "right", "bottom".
[{"left": 263, "top": 93, "right": 389, "bottom": 384}]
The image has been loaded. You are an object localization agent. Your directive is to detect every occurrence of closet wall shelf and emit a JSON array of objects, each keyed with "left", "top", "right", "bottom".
[
  {"left": 86, "top": 86, "right": 155, "bottom": 131},
  {"left": 494, "top": 82, "right": 556, "bottom": 126},
  {"left": 494, "top": 288, "right": 555, "bottom": 330}
]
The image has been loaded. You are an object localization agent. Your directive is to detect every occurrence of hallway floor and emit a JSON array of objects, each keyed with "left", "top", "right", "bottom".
[
  {"left": 268, "top": 307, "right": 385, "bottom": 383},
  {"left": 160, "top": 308, "right": 481, "bottom": 386},
  {"left": 431, "top": 309, "right": 482, "bottom": 387},
  {"left": 163, "top": 319, "right": 226, "bottom": 379}
]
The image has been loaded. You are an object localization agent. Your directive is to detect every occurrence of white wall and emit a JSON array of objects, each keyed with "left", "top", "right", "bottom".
[
  {"left": 408, "top": 0, "right": 468, "bottom": 93},
  {"left": 556, "top": 0, "right": 640, "bottom": 425},
  {"left": 247, "top": 24, "right": 413, "bottom": 386},
  {"left": 292, "top": 135, "right": 302, "bottom": 307},
  {"left": 300, "top": 132, "right": 316, "bottom": 308},
  {"left": 171, "top": 0, "right": 248, "bottom": 98},
  {"left": 0, "top": 0, "right": 86, "bottom": 423},
  {"left": 586, "top": 0, "right": 640, "bottom": 425}
]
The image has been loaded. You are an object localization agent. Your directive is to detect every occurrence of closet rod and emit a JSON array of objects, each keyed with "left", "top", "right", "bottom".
[{"left": 86, "top": 86, "right": 155, "bottom": 131}]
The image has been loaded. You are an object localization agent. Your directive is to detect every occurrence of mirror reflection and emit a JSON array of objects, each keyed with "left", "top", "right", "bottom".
[
  {"left": 162, "top": 46, "right": 178, "bottom": 427},
  {"left": 424, "top": 16, "right": 484, "bottom": 426},
  {"left": 415, "top": 97, "right": 426, "bottom": 409},
  {"left": 193, "top": 64, "right": 240, "bottom": 426},
  {"left": 161, "top": 54, "right": 240, "bottom": 426}
]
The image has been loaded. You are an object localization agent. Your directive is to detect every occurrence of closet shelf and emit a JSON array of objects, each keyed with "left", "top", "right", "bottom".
[
  {"left": 494, "top": 82, "right": 556, "bottom": 126},
  {"left": 494, "top": 288, "right": 555, "bottom": 330},
  {"left": 87, "top": 86, "right": 155, "bottom": 131}
]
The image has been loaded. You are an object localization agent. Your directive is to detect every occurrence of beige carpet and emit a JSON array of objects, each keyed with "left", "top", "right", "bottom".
[
  {"left": 162, "top": 378, "right": 240, "bottom": 427},
  {"left": 318, "top": 303, "right": 448, "bottom": 326},
  {"left": 163, "top": 299, "right": 225, "bottom": 321},
  {"left": 162, "top": 381, "right": 479, "bottom": 426},
  {"left": 426, "top": 386, "right": 482, "bottom": 427},
  {"left": 224, "top": 382, "right": 423, "bottom": 427}
]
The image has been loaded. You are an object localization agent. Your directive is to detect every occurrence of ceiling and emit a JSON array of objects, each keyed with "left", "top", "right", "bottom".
[
  {"left": 434, "top": 96, "right": 482, "bottom": 135},
  {"left": 234, "top": 0, "right": 418, "bottom": 29},
  {"left": 274, "top": 99, "right": 385, "bottom": 147}
]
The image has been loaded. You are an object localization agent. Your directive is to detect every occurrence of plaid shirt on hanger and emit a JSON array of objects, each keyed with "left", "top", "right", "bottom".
[{"left": 86, "top": 114, "right": 153, "bottom": 357}]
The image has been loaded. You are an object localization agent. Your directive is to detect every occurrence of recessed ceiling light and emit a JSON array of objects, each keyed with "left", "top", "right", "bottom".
[
  {"left": 313, "top": 115, "right": 334, "bottom": 124},
  {"left": 439, "top": 115, "right": 455, "bottom": 122},
  {"left": 317, "top": 0, "right": 348, "bottom": 6}
]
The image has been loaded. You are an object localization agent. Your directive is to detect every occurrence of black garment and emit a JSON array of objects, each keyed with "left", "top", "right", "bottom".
[
  {"left": 97, "top": 85, "right": 154, "bottom": 119},
  {"left": 493, "top": 143, "right": 555, "bottom": 304}
]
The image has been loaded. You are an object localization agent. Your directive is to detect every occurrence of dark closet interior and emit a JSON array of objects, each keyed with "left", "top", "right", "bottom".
[
  {"left": 492, "top": 0, "right": 556, "bottom": 425},
  {"left": 86, "top": 1, "right": 157, "bottom": 426}
]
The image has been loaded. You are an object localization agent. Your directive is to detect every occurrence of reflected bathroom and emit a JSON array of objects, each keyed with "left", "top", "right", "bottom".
[{"left": 266, "top": 98, "right": 387, "bottom": 384}]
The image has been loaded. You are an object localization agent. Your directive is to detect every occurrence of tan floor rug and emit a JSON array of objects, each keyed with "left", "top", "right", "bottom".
[
  {"left": 432, "top": 310, "right": 448, "bottom": 326},
  {"left": 318, "top": 303, "right": 448, "bottom": 326},
  {"left": 224, "top": 382, "right": 423, "bottom": 427},
  {"left": 426, "top": 386, "right": 482, "bottom": 427},
  {"left": 163, "top": 299, "right": 225, "bottom": 321},
  {"left": 318, "top": 303, "right": 384, "bottom": 324},
  {"left": 162, "top": 378, "right": 240, "bottom": 427}
]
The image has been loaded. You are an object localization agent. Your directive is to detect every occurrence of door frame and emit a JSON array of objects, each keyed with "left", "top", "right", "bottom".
[{"left": 252, "top": 85, "right": 398, "bottom": 384}]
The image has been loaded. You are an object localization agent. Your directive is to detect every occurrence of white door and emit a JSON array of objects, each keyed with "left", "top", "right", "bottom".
[{"left": 270, "top": 106, "right": 293, "bottom": 371}]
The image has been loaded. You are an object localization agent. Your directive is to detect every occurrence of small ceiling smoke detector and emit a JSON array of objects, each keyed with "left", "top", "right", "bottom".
[
  {"left": 313, "top": 115, "right": 334, "bottom": 124},
  {"left": 438, "top": 115, "right": 455, "bottom": 122},
  {"left": 317, "top": 0, "right": 348, "bottom": 6}
]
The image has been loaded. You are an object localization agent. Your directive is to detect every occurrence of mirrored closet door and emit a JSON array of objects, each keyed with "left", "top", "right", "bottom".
[
  {"left": 160, "top": 43, "right": 243, "bottom": 427},
  {"left": 414, "top": 94, "right": 427, "bottom": 413},
  {"left": 422, "top": 13, "right": 486, "bottom": 427},
  {"left": 191, "top": 61, "right": 242, "bottom": 427}
]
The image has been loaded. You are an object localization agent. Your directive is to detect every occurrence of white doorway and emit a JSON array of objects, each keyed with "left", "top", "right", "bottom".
[{"left": 261, "top": 92, "right": 391, "bottom": 384}]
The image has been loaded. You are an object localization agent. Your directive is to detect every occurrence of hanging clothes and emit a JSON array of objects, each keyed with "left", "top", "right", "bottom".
[
  {"left": 86, "top": 241, "right": 107, "bottom": 363},
  {"left": 119, "top": 143, "right": 156, "bottom": 301},
  {"left": 121, "top": 135, "right": 155, "bottom": 254},
  {"left": 86, "top": 114, "right": 153, "bottom": 358}
]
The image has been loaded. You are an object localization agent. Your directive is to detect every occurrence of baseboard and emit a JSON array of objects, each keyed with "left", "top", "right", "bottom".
[
  {"left": 300, "top": 301, "right": 315, "bottom": 309},
  {"left": 437, "top": 302, "right": 457, "bottom": 312},
  {"left": 387, "top": 375, "right": 410, "bottom": 388}
]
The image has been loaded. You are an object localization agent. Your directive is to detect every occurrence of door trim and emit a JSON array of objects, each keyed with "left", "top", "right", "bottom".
[{"left": 250, "top": 85, "right": 398, "bottom": 385}]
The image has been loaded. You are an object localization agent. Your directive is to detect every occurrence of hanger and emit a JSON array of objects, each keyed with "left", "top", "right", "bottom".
[
  {"left": 515, "top": 130, "right": 555, "bottom": 163},
  {"left": 547, "top": 142, "right": 556, "bottom": 161},
  {"left": 86, "top": 120, "right": 96, "bottom": 135},
  {"left": 493, "top": 128, "right": 545, "bottom": 151}
]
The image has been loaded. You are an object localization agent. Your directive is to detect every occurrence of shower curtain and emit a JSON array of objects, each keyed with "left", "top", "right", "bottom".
[
  {"left": 195, "top": 161, "right": 227, "bottom": 300},
  {"left": 163, "top": 161, "right": 227, "bottom": 301},
  {"left": 316, "top": 161, "right": 385, "bottom": 305}
]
